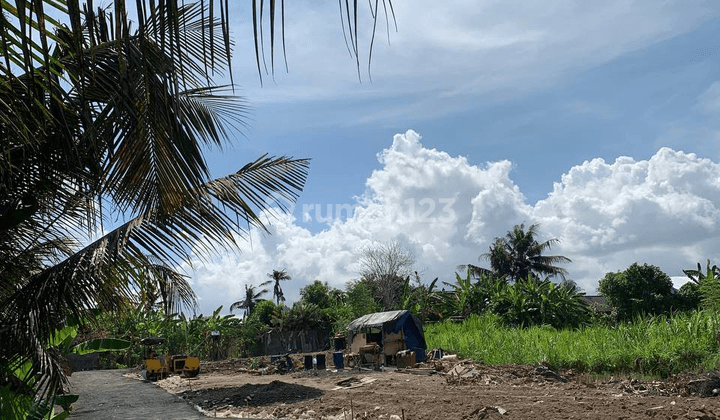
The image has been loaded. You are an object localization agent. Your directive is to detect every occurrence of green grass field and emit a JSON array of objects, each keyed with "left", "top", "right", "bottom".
[{"left": 425, "top": 311, "right": 720, "bottom": 377}]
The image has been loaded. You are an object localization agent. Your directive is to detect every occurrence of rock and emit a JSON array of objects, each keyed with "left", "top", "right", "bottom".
[{"left": 532, "top": 365, "right": 568, "bottom": 383}]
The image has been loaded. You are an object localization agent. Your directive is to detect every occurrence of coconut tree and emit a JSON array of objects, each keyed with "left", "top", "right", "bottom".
[
  {"left": 0, "top": 0, "right": 395, "bottom": 412},
  {"left": 268, "top": 269, "right": 291, "bottom": 304},
  {"left": 481, "top": 223, "right": 571, "bottom": 283},
  {"left": 0, "top": 2, "right": 301, "bottom": 410},
  {"left": 230, "top": 283, "right": 271, "bottom": 318}
]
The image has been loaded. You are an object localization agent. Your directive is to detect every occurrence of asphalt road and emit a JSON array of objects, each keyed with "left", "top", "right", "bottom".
[{"left": 68, "top": 369, "right": 205, "bottom": 420}]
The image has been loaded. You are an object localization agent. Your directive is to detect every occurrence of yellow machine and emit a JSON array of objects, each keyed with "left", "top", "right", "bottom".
[{"left": 140, "top": 337, "right": 200, "bottom": 381}]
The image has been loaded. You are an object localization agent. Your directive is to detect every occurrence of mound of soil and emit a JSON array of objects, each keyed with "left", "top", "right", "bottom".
[{"left": 181, "top": 380, "right": 323, "bottom": 410}]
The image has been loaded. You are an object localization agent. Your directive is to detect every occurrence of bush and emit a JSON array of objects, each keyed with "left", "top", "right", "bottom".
[
  {"left": 490, "top": 276, "right": 589, "bottom": 329},
  {"left": 598, "top": 263, "right": 674, "bottom": 321}
]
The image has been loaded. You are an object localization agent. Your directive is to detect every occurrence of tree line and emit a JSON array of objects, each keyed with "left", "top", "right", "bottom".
[{"left": 233, "top": 223, "right": 719, "bottom": 338}]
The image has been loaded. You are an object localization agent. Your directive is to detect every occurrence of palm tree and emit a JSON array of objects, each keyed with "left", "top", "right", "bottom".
[
  {"left": 0, "top": 2, "right": 304, "bottom": 409},
  {"left": 0, "top": 0, "right": 395, "bottom": 411},
  {"left": 230, "top": 283, "right": 271, "bottom": 318},
  {"left": 481, "top": 223, "right": 571, "bottom": 282},
  {"left": 267, "top": 269, "right": 291, "bottom": 304}
]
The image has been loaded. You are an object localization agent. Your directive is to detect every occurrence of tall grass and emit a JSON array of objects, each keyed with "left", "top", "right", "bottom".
[{"left": 425, "top": 310, "right": 720, "bottom": 377}]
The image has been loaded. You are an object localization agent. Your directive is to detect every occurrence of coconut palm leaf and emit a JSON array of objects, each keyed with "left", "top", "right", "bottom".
[
  {"left": 1, "top": 153, "right": 308, "bottom": 399},
  {"left": 456, "top": 263, "right": 495, "bottom": 280},
  {"left": 134, "top": 257, "right": 199, "bottom": 316},
  {"left": 1, "top": 0, "right": 396, "bottom": 410}
]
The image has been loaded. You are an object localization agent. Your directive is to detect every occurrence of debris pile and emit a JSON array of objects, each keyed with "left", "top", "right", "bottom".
[
  {"left": 429, "top": 351, "right": 567, "bottom": 386},
  {"left": 462, "top": 405, "right": 507, "bottom": 419},
  {"left": 201, "top": 354, "right": 310, "bottom": 375},
  {"left": 605, "top": 377, "right": 671, "bottom": 397},
  {"left": 666, "top": 371, "right": 720, "bottom": 397}
]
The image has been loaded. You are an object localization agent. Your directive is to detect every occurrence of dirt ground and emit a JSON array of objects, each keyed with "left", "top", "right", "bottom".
[{"left": 138, "top": 355, "right": 720, "bottom": 420}]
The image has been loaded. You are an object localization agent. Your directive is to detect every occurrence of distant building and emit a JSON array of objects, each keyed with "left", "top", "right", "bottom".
[{"left": 582, "top": 295, "right": 611, "bottom": 314}]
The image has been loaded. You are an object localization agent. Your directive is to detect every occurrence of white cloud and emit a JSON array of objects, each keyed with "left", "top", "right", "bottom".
[
  {"left": 187, "top": 130, "right": 720, "bottom": 314},
  {"left": 232, "top": 0, "right": 716, "bottom": 123},
  {"left": 531, "top": 148, "right": 720, "bottom": 292}
]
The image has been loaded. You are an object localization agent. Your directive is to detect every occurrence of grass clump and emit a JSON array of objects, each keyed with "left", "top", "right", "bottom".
[{"left": 425, "top": 310, "right": 720, "bottom": 377}]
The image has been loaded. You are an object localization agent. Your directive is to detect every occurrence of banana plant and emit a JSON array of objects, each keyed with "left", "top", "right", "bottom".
[
  {"left": 683, "top": 260, "right": 720, "bottom": 284},
  {"left": 683, "top": 260, "right": 720, "bottom": 312},
  {"left": 441, "top": 269, "right": 503, "bottom": 318},
  {"left": 491, "top": 275, "right": 589, "bottom": 329}
]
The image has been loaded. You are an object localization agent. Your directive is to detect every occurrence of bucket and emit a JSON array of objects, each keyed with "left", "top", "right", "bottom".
[
  {"left": 304, "top": 355, "right": 313, "bottom": 370},
  {"left": 414, "top": 348, "right": 426, "bottom": 362},
  {"left": 316, "top": 354, "right": 326, "bottom": 370},
  {"left": 333, "top": 352, "right": 344, "bottom": 369}
]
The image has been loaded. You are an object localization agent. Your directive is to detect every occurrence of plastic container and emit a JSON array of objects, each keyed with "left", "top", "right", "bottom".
[
  {"left": 414, "top": 348, "right": 426, "bottom": 362},
  {"left": 316, "top": 354, "right": 326, "bottom": 370},
  {"left": 333, "top": 352, "right": 344, "bottom": 369}
]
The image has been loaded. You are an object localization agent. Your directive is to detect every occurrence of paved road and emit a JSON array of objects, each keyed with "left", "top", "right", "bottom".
[{"left": 68, "top": 369, "right": 204, "bottom": 420}]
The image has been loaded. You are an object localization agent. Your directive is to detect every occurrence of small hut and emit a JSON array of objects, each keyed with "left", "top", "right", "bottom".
[{"left": 347, "top": 310, "right": 426, "bottom": 364}]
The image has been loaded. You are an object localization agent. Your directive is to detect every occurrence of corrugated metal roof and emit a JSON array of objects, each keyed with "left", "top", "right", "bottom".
[{"left": 346, "top": 310, "right": 408, "bottom": 331}]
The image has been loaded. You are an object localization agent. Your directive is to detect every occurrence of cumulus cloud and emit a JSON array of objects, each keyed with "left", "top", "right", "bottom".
[
  {"left": 186, "top": 130, "right": 720, "bottom": 315},
  {"left": 533, "top": 148, "right": 720, "bottom": 291}
]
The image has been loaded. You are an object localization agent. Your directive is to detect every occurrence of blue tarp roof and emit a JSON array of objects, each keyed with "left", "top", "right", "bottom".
[
  {"left": 347, "top": 310, "right": 424, "bottom": 339},
  {"left": 347, "top": 310, "right": 409, "bottom": 331}
]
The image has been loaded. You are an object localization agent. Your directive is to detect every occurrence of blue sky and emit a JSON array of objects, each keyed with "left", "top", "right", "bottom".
[{"left": 186, "top": 1, "right": 720, "bottom": 315}]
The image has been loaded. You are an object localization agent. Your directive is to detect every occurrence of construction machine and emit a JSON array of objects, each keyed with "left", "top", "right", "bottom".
[{"left": 140, "top": 337, "right": 200, "bottom": 381}]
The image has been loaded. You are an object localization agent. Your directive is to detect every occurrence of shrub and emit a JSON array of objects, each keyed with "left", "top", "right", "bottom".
[{"left": 598, "top": 263, "right": 674, "bottom": 321}]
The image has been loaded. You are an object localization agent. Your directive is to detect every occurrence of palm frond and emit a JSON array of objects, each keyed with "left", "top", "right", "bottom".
[
  {"left": 1, "top": 152, "right": 308, "bottom": 398},
  {"left": 1, "top": 0, "right": 393, "bottom": 406},
  {"left": 251, "top": 0, "right": 396, "bottom": 83}
]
